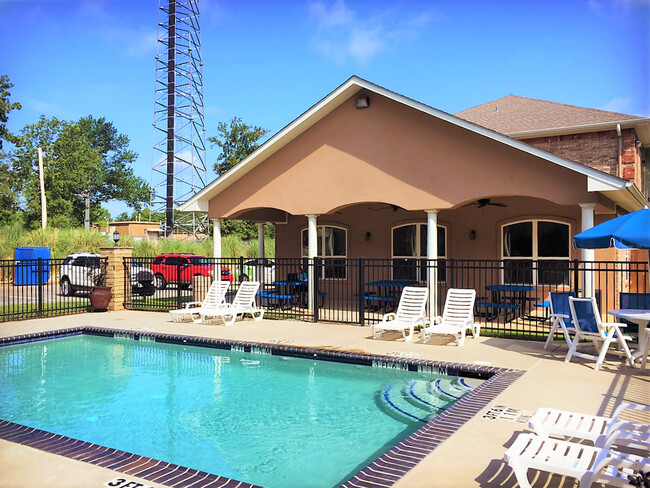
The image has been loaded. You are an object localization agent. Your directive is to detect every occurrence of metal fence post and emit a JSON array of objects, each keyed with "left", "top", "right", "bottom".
[
  {"left": 176, "top": 263, "right": 183, "bottom": 309},
  {"left": 37, "top": 258, "right": 44, "bottom": 317},
  {"left": 573, "top": 259, "right": 580, "bottom": 295},
  {"left": 358, "top": 258, "right": 365, "bottom": 327},
  {"left": 450, "top": 258, "right": 456, "bottom": 288},
  {"left": 313, "top": 257, "right": 319, "bottom": 323}
]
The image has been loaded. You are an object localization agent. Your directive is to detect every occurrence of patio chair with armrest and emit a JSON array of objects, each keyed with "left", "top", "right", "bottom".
[
  {"left": 169, "top": 280, "right": 230, "bottom": 323},
  {"left": 504, "top": 428, "right": 650, "bottom": 488},
  {"left": 528, "top": 403, "right": 650, "bottom": 449},
  {"left": 194, "top": 281, "right": 265, "bottom": 325},
  {"left": 421, "top": 288, "right": 477, "bottom": 346},
  {"left": 566, "top": 297, "right": 635, "bottom": 370},
  {"left": 370, "top": 286, "right": 428, "bottom": 342},
  {"left": 619, "top": 292, "right": 650, "bottom": 335},
  {"left": 544, "top": 291, "right": 576, "bottom": 350}
]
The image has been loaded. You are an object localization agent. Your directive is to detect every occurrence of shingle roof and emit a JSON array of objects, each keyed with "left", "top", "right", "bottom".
[{"left": 454, "top": 95, "right": 643, "bottom": 134}]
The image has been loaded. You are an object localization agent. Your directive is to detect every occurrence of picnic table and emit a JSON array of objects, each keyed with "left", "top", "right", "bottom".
[
  {"left": 477, "top": 284, "right": 535, "bottom": 321},
  {"left": 357, "top": 280, "right": 418, "bottom": 313}
]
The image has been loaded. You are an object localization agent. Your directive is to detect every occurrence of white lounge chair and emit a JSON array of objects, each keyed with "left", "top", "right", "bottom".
[
  {"left": 544, "top": 291, "right": 576, "bottom": 349},
  {"left": 566, "top": 297, "right": 635, "bottom": 370},
  {"left": 195, "top": 281, "right": 265, "bottom": 325},
  {"left": 169, "top": 280, "right": 230, "bottom": 323},
  {"left": 421, "top": 288, "right": 477, "bottom": 346},
  {"left": 371, "top": 286, "right": 428, "bottom": 342},
  {"left": 529, "top": 403, "right": 650, "bottom": 449},
  {"left": 504, "top": 431, "right": 649, "bottom": 488}
]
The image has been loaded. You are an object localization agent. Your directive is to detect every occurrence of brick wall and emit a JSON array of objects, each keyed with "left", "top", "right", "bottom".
[
  {"left": 521, "top": 128, "right": 641, "bottom": 187},
  {"left": 100, "top": 246, "right": 133, "bottom": 311}
]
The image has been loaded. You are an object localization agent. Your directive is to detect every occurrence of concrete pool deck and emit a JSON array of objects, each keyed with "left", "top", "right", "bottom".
[{"left": 0, "top": 311, "right": 648, "bottom": 488}]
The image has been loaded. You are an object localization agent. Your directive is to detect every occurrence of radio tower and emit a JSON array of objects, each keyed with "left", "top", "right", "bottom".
[{"left": 151, "top": 0, "right": 206, "bottom": 238}]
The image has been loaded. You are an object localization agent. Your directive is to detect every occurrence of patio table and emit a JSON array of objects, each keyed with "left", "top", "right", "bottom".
[
  {"left": 361, "top": 280, "right": 418, "bottom": 312},
  {"left": 608, "top": 309, "right": 650, "bottom": 364},
  {"left": 480, "top": 284, "right": 535, "bottom": 321}
]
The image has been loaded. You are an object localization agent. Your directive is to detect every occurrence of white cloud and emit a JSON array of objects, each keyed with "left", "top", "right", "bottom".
[
  {"left": 308, "top": 0, "right": 434, "bottom": 65},
  {"left": 76, "top": 0, "right": 158, "bottom": 58},
  {"left": 599, "top": 97, "right": 632, "bottom": 113}
]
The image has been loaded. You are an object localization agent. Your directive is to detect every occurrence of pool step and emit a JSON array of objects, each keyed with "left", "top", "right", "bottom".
[{"left": 379, "top": 378, "right": 474, "bottom": 424}]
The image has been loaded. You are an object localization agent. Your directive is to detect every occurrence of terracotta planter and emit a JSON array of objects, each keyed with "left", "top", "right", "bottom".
[{"left": 89, "top": 286, "right": 112, "bottom": 312}]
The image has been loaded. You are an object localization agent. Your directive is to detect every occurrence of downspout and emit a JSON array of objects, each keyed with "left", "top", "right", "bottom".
[{"left": 616, "top": 123, "right": 622, "bottom": 179}]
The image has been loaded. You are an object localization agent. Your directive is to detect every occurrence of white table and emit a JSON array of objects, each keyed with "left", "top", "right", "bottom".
[{"left": 609, "top": 309, "right": 650, "bottom": 363}]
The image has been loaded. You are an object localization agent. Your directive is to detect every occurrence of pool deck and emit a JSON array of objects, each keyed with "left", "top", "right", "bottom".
[{"left": 0, "top": 311, "right": 648, "bottom": 488}]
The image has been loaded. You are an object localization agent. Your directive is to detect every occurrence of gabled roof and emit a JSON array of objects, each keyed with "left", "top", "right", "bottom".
[
  {"left": 180, "top": 77, "right": 646, "bottom": 214},
  {"left": 455, "top": 94, "right": 645, "bottom": 135}
]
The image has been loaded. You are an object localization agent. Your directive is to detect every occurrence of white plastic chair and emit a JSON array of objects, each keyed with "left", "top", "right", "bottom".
[
  {"left": 544, "top": 291, "right": 576, "bottom": 349},
  {"left": 169, "top": 280, "right": 230, "bottom": 323},
  {"left": 421, "top": 288, "right": 477, "bottom": 346},
  {"left": 370, "top": 286, "right": 428, "bottom": 342},
  {"left": 503, "top": 430, "right": 649, "bottom": 488},
  {"left": 195, "top": 281, "right": 265, "bottom": 325},
  {"left": 566, "top": 297, "right": 635, "bottom": 370},
  {"left": 529, "top": 403, "right": 650, "bottom": 449}
]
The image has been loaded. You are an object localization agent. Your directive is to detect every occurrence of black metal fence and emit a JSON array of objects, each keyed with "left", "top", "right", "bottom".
[
  {"left": 0, "top": 257, "right": 108, "bottom": 322},
  {"left": 123, "top": 256, "right": 648, "bottom": 340}
]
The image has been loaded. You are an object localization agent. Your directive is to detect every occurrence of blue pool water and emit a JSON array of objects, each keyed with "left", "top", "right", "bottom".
[{"left": 0, "top": 335, "right": 480, "bottom": 487}]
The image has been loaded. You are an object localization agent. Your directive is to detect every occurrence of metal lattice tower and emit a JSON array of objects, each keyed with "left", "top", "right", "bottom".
[{"left": 151, "top": 0, "right": 207, "bottom": 238}]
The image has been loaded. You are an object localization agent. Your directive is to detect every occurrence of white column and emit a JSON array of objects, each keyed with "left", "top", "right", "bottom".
[
  {"left": 307, "top": 215, "right": 318, "bottom": 313},
  {"left": 212, "top": 218, "right": 222, "bottom": 280},
  {"left": 580, "top": 203, "right": 596, "bottom": 297},
  {"left": 257, "top": 223, "right": 265, "bottom": 258},
  {"left": 426, "top": 210, "right": 439, "bottom": 318}
]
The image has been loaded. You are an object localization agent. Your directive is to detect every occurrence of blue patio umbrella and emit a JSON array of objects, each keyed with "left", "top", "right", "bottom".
[
  {"left": 573, "top": 206, "right": 650, "bottom": 286},
  {"left": 573, "top": 207, "right": 650, "bottom": 250}
]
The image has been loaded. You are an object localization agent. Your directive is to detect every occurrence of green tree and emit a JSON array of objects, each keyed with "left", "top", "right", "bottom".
[
  {"left": 11, "top": 115, "right": 150, "bottom": 229},
  {"left": 0, "top": 75, "right": 22, "bottom": 224},
  {"left": 208, "top": 117, "right": 269, "bottom": 176},
  {"left": 0, "top": 75, "right": 21, "bottom": 149},
  {"left": 208, "top": 117, "right": 269, "bottom": 238}
]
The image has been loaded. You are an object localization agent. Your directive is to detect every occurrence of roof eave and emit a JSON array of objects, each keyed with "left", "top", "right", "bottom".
[{"left": 506, "top": 118, "right": 650, "bottom": 144}]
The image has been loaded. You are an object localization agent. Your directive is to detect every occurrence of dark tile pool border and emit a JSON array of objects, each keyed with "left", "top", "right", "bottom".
[{"left": 0, "top": 326, "right": 524, "bottom": 488}]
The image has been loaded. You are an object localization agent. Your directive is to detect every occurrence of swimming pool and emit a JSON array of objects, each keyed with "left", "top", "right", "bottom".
[{"left": 0, "top": 327, "right": 523, "bottom": 487}]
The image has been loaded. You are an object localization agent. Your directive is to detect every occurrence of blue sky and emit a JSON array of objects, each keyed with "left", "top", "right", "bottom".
[{"left": 1, "top": 0, "right": 649, "bottom": 218}]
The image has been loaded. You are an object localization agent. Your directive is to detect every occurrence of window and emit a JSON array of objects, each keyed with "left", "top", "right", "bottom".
[
  {"left": 391, "top": 223, "right": 447, "bottom": 282},
  {"left": 301, "top": 226, "right": 347, "bottom": 279},
  {"left": 502, "top": 220, "right": 570, "bottom": 285}
]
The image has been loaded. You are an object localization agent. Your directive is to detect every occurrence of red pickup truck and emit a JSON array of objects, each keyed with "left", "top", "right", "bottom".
[{"left": 151, "top": 253, "right": 232, "bottom": 289}]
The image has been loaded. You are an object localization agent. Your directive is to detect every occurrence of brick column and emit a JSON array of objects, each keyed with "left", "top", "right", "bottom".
[{"left": 100, "top": 247, "right": 133, "bottom": 311}]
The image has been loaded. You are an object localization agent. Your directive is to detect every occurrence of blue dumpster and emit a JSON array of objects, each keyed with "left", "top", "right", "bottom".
[{"left": 14, "top": 247, "right": 51, "bottom": 285}]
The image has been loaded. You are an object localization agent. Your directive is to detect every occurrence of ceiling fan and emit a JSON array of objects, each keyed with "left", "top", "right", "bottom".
[
  {"left": 371, "top": 204, "right": 402, "bottom": 212},
  {"left": 467, "top": 198, "right": 507, "bottom": 208}
]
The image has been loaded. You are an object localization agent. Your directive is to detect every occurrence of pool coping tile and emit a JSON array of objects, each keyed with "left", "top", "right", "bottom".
[{"left": 0, "top": 326, "right": 523, "bottom": 488}]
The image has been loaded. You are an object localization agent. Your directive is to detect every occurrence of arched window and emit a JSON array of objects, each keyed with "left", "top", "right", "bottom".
[
  {"left": 391, "top": 223, "right": 447, "bottom": 282},
  {"left": 301, "top": 226, "right": 347, "bottom": 279},
  {"left": 502, "top": 220, "right": 570, "bottom": 285}
]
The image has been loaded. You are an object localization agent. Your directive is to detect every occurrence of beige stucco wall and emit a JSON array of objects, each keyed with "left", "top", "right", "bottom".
[{"left": 209, "top": 91, "right": 596, "bottom": 220}]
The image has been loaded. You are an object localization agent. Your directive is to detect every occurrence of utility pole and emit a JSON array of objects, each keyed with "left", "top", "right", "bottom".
[{"left": 37, "top": 147, "right": 47, "bottom": 229}]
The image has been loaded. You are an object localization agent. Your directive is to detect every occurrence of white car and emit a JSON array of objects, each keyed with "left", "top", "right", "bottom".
[
  {"left": 59, "top": 253, "right": 156, "bottom": 297},
  {"left": 60, "top": 252, "right": 103, "bottom": 296}
]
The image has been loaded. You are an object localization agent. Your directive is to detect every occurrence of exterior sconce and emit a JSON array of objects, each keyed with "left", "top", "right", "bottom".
[
  {"left": 355, "top": 96, "right": 370, "bottom": 109},
  {"left": 365, "top": 232, "right": 371, "bottom": 241},
  {"left": 469, "top": 230, "right": 476, "bottom": 241},
  {"left": 112, "top": 230, "right": 120, "bottom": 246}
]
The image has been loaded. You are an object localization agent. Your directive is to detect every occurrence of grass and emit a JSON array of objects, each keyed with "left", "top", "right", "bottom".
[{"left": 0, "top": 224, "right": 275, "bottom": 259}]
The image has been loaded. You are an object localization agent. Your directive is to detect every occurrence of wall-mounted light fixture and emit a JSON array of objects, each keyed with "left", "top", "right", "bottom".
[
  {"left": 365, "top": 232, "right": 371, "bottom": 241},
  {"left": 469, "top": 230, "right": 476, "bottom": 241},
  {"left": 355, "top": 96, "right": 370, "bottom": 109},
  {"left": 113, "top": 230, "right": 120, "bottom": 247}
]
